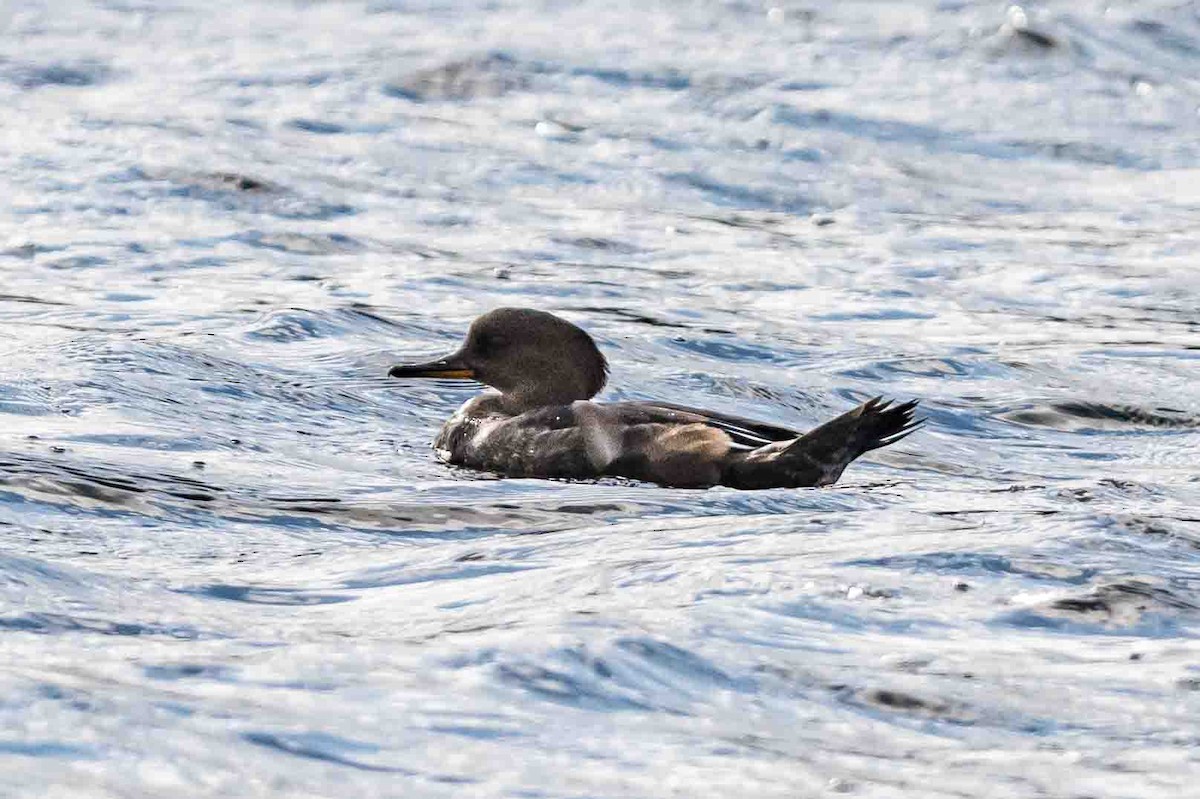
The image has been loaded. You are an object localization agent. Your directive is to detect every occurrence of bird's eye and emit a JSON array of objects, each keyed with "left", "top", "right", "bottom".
[{"left": 476, "top": 333, "right": 507, "bottom": 356}]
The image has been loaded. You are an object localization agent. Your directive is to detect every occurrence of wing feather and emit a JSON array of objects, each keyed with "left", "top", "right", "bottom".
[{"left": 602, "top": 401, "right": 799, "bottom": 449}]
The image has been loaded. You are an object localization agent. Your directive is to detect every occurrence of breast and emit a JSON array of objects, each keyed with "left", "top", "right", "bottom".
[{"left": 433, "top": 399, "right": 496, "bottom": 463}]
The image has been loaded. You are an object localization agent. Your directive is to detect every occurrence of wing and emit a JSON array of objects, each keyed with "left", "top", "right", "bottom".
[
  {"left": 601, "top": 401, "right": 799, "bottom": 450},
  {"left": 722, "top": 397, "right": 923, "bottom": 489}
]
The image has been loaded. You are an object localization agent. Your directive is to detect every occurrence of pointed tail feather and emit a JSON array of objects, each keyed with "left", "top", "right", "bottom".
[{"left": 722, "top": 397, "right": 922, "bottom": 489}]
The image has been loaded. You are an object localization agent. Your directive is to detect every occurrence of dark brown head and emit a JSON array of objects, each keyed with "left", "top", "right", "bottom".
[{"left": 388, "top": 308, "right": 608, "bottom": 410}]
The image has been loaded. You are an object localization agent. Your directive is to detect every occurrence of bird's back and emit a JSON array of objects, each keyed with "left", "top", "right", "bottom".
[
  {"left": 434, "top": 399, "right": 787, "bottom": 486},
  {"left": 435, "top": 396, "right": 919, "bottom": 489}
]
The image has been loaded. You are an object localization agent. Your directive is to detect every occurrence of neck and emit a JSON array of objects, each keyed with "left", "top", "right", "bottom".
[{"left": 498, "top": 386, "right": 587, "bottom": 413}]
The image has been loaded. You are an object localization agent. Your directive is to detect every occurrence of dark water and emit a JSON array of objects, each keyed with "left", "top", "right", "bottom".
[{"left": 2, "top": 1, "right": 1198, "bottom": 795}]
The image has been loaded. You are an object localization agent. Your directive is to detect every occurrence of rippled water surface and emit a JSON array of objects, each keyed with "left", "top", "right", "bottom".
[{"left": 2, "top": 0, "right": 1199, "bottom": 795}]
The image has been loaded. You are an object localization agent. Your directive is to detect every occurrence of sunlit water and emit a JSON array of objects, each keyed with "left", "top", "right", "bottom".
[{"left": 1, "top": 0, "right": 1198, "bottom": 796}]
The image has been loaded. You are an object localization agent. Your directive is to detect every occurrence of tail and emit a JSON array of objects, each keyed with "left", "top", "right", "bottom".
[{"left": 722, "top": 397, "right": 922, "bottom": 489}]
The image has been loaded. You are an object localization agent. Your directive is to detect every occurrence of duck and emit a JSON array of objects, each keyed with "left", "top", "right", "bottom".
[{"left": 388, "top": 308, "right": 921, "bottom": 489}]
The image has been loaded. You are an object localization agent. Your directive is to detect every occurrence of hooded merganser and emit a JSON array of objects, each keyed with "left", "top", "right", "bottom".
[{"left": 389, "top": 308, "right": 921, "bottom": 489}]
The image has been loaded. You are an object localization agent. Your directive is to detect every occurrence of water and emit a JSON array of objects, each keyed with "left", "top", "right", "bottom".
[{"left": 2, "top": 0, "right": 1199, "bottom": 795}]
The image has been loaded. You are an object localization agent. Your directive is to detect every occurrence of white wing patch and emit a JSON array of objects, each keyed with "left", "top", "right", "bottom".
[{"left": 573, "top": 401, "right": 622, "bottom": 469}]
